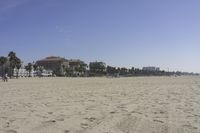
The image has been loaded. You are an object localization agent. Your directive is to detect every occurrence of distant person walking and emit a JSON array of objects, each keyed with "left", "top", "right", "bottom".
[
  {"left": 2, "top": 73, "right": 8, "bottom": 82},
  {"left": 5, "top": 73, "right": 8, "bottom": 82}
]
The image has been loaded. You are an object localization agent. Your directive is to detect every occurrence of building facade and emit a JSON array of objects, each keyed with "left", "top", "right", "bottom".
[
  {"left": 36, "top": 56, "right": 87, "bottom": 76},
  {"left": 36, "top": 56, "right": 69, "bottom": 76},
  {"left": 142, "top": 66, "right": 160, "bottom": 72}
]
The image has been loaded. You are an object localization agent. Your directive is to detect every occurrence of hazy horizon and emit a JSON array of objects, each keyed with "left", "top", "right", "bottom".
[{"left": 0, "top": 0, "right": 200, "bottom": 73}]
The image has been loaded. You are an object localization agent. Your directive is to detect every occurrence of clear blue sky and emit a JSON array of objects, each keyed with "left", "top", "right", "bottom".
[{"left": 0, "top": 0, "right": 200, "bottom": 72}]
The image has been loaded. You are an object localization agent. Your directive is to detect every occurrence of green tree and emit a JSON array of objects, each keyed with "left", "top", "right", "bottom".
[
  {"left": 64, "top": 67, "right": 70, "bottom": 76},
  {"left": 33, "top": 63, "right": 38, "bottom": 71},
  {"left": 79, "top": 63, "right": 87, "bottom": 73},
  {"left": 0, "top": 56, "right": 7, "bottom": 76},
  {"left": 8, "top": 51, "right": 16, "bottom": 76},
  {"left": 75, "top": 63, "right": 87, "bottom": 76},
  {"left": 89, "top": 62, "right": 106, "bottom": 76},
  {"left": 120, "top": 67, "right": 128, "bottom": 75},
  {"left": 8, "top": 51, "right": 16, "bottom": 61},
  {"left": 15, "top": 57, "right": 21, "bottom": 78},
  {"left": 129, "top": 67, "right": 135, "bottom": 75},
  {"left": 107, "top": 65, "right": 117, "bottom": 75},
  {"left": 25, "top": 63, "right": 32, "bottom": 77},
  {"left": 8, "top": 51, "right": 21, "bottom": 77}
]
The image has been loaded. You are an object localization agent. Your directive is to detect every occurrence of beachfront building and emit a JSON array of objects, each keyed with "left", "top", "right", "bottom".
[
  {"left": 68, "top": 59, "right": 87, "bottom": 76},
  {"left": 69, "top": 59, "right": 85, "bottom": 70},
  {"left": 36, "top": 56, "right": 69, "bottom": 76},
  {"left": 36, "top": 56, "right": 87, "bottom": 76},
  {"left": 142, "top": 66, "right": 160, "bottom": 72}
]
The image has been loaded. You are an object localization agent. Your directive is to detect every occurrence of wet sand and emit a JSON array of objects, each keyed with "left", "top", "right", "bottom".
[{"left": 0, "top": 76, "right": 200, "bottom": 133}]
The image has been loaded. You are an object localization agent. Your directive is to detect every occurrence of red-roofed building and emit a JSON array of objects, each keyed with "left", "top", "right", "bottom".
[{"left": 36, "top": 56, "right": 69, "bottom": 76}]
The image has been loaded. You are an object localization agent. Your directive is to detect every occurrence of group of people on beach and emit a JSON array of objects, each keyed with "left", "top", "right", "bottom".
[{"left": 1, "top": 73, "right": 8, "bottom": 82}]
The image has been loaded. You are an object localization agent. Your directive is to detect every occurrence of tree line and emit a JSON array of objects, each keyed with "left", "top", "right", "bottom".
[
  {"left": 0, "top": 51, "right": 199, "bottom": 78},
  {"left": 0, "top": 51, "right": 21, "bottom": 77}
]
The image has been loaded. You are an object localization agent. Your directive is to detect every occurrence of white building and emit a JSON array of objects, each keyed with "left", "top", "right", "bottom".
[
  {"left": 13, "top": 67, "right": 53, "bottom": 77},
  {"left": 13, "top": 67, "right": 34, "bottom": 77}
]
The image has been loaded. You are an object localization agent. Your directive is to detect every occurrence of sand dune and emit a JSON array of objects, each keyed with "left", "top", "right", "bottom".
[{"left": 0, "top": 76, "right": 200, "bottom": 133}]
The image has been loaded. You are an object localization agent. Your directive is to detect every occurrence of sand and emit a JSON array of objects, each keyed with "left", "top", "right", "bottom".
[{"left": 0, "top": 76, "right": 200, "bottom": 133}]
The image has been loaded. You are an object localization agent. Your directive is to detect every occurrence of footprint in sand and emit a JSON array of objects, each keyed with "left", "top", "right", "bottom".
[
  {"left": 64, "top": 130, "right": 70, "bottom": 133},
  {"left": 56, "top": 118, "right": 65, "bottom": 121},
  {"left": 159, "top": 111, "right": 166, "bottom": 114},
  {"left": 84, "top": 117, "right": 96, "bottom": 122},
  {"left": 32, "top": 120, "right": 57, "bottom": 131},
  {"left": 48, "top": 112, "right": 53, "bottom": 115},
  {"left": 41, "top": 120, "right": 56, "bottom": 125},
  {"left": 110, "top": 111, "right": 116, "bottom": 114},
  {"left": 6, "top": 122, "right": 10, "bottom": 128},
  {"left": 81, "top": 123, "right": 89, "bottom": 129},
  {"left": 153, "top": 119, "right": 164, "bottom": 124},
  {"left": 131, "top": 110, "right": 143, "bottom": 115},
  {"left": 183, "top": 124, "right": 198, "bottom": 130},
  {"left": 47, "top": 120, "right": 56, "bottom": 123},
  {"left": 6, "top": 130, "right": 17, "bottom": 133}
]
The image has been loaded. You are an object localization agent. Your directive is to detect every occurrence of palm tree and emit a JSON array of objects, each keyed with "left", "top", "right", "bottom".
[
  {"left": 33, "top": 63, "right": 38, "bottom": 71},
  {"left": 8, "top": 51, "right": 22, "bottom": 77},
  {"left": 25, "top": 63, "right": 32, "bottom": 77},
  {"left": 0, "top": 56, "right": 7, "bottom": 76},
  {"left": 8, "top": 51, "right": 16, "bottom": 60},
  {"left": 15, "top": 57, "right": 21, "bottom": 78},
  {"left": 8, "top": 51, "right": 17, "bottom": 77}
]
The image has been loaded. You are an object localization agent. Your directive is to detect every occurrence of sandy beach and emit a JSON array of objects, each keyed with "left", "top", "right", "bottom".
[{"left": 0, "top": 76, "right": 200, "bottom": 133}]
